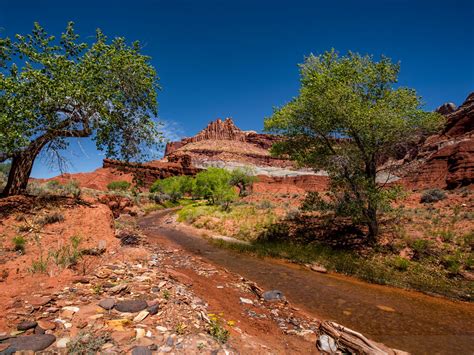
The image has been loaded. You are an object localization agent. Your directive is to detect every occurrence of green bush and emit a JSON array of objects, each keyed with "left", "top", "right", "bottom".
[
  {"left": 410, "top": 238, "right": 432, "bottom": 259},
  {"left": 420, "top": 189, "right": 446, "bottom": 203},
  {"left": 229, "top": 167, "right": 257, "bottom": 196},
  {"left": 12, "top": 236, "right": 26, "bottom": 253},
  {"left": 391, "top": 256, "right": 410, "bottom": 271},
  {"left": 107, "top": 180, "right": 131, "bottom": 191},
  {"left": 150, "top": 176, "right": 193, "bottom": 202},
  {"left": 194, "top": 168, "right": 237, "bottom": 208}
]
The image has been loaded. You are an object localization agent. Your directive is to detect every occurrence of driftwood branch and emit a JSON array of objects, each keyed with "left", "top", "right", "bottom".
[{"left": 318, "top": 321, "right": 409, "bottom": 355}]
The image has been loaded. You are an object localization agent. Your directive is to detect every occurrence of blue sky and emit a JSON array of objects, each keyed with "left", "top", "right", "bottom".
[{"left": 2, "top": 0, "right": 473, "bottom": 178}]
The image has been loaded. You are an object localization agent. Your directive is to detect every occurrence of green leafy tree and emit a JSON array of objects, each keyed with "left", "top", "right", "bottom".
[
  {"left": 0, "top": 22, "right": 161, "bottom": 196},
  {"left": 229, "top": 167, "right": 257, "bottom": 196},
  {"left": 150, "top": 175, "right": 194, "bottom": 202},
  {"left": 265, "top": 50, "right": 444, "bottom": 242},
  {"left": 194, "top": 167, "right": 237, "bottom": 207}
]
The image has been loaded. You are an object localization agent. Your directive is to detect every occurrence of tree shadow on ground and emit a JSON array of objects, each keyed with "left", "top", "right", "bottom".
[{"left": 260, "top": 214, "right": 368, "bottom": 251}]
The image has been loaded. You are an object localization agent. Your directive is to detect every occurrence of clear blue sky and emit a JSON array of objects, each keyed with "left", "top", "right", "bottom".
[{"left": 2, "top": 0, "right": 473, "bottom": 178}]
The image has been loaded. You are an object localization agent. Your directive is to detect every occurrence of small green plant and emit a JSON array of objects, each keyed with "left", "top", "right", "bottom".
[
  {"left": 67, "top": 332, "right": 111, "bottom": 353},
  {"left": 391, "top": 256, "right": 410, "bottom": 271},
  {"left": 437, "top": 229, "right": 456, "bottom": 243},
  {"left": 197, "top": 342, "right": 205, "bottom": 351},
  {"left": 64, "top": 180, "right": 81, "bottom": 200},
  {"left": 207, "top": 314, "right": 230, "bottom": 344},
  {"left": 162, "top": 289, "right": 171, "bottom": 300},
  {"left": 29, "top": 254, "right": 48, "bottom": 273},
  {"left": 49, "top": 236, "right": 82, "bottom": 268},
  {"left": 410, "top": 239, "right": 431, "bottom": 259},
  {"left": 12, "top": 236, "right": 26, "bottom": 253},
  {"left": 442, "top": 253, "right": 462, "bottom": 274},
  {"left": 107, "top": 180, "right": 131, "bottom": 191},
  {"left": 175, "top": 322, "right": 187, "bottom": 335},
  {"left": 46, "top": 180, "right": 61, "bottom": 189},
  {"left": 92, "top": 284, "right": 103, "bottom": 295},
  {"left": 420, "top": 189, "right": 446, "bottom": 203}
]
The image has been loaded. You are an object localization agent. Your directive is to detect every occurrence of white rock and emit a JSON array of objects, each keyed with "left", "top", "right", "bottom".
[
  {"left": 239, "top": 297, "right": 254, "bottom": 305},
  {"left": 133, "top": 310, "right": 149, "bottom": 322},
  {"left": 156, "top": 326, "right": 168, "bottom": 332},
  {"left": 56, "top": 337, "right": 71, "bottom": 348},
  {"left": 146, "top": 330, "right": 153, "bottom": 337},
  {"left": 135, "top": 328, "right": 146, "bottom": 339},
  {"left": 62, "top": 306, "right": 80, "bottom": 313}
]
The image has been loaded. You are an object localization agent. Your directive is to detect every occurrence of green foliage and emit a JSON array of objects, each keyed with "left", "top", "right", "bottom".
[
  {"left": 49, "top": 236, "right": 82, "bottom": 268},
  {"left": 29, "top": 254, "right": 48, "bottom": 273},
  {"left": 150, "top": 175, "right": 193, "bottom": 202},
  {"left": 208, "top": 314, "right": 230, "bottom": 344},
  {"left": 107, "top": 180, "right": 131, "bottom": 191},
  {"left": 420, "top": 189, "right": 447, "bottom": 203},
  {"left": 67, "top": 332, "right": 111, "bottom": 354},
  {"left": 229, "top": 167, "right": 257, "bottom": 196},
  {"left": 410, "top": 239, "right": 432, "bottom": 259},
  {"left": 194, "top": 168, "right": 238, "bottom": 208},
  {"left": 1, "top": 22, "right": 162, "bottom": 195},
  {"left": 391, "top": 256, "right": 410, "bottom": 271},
  {"left": 12, "top": 235, "right": 26, "bottom": 253},
  {"left": 264, "top": 49, "right": 444, "bottom": 240}
]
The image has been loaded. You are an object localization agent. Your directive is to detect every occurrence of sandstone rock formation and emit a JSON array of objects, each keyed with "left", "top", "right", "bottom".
[
  {"left": 164, "top": 118, "right": 288, "bottom": 168},
  {"left": 402, "top": 92, "right": 474, "bottom": 189}
]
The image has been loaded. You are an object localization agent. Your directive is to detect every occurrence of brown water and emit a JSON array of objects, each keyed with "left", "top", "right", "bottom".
[{"left": 139, "top": 212, "right": 474, "bottom": 355}]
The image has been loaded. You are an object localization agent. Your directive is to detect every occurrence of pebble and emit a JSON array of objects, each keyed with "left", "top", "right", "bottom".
[
  {"left": 17, "top": 321, "right": 38, "bottom": 331},
  {"left": 132, "top": 345, "right": 152, "bottom": 355},
  {"left": 135, "top": 328, "right": 146, "bottom": 339},
  {"left": 147, "top": 304, "right": 159, "bottom": 315},
  {"left": 99, "top": 298, "right": 116, "bottom": 310},
  {"left": 56, "top": 337, "right": 71, "bottom": 348},
  {"left": 239, "top": 297, "right": 254, "bottom": 305},
  {"left": 156, "top": 326, "right": 168, "bottom": 332},
  {"left": 109, "top": 284, "right": 129, "bottom": 294},
  {"left": 133, "top": 310, "right": 149, "bottom": 322},
  {"left": 115, "top": 299, "right": 148, "bottom": 313},
  {"left": 4, "top": 334, "right": 56, "bottom": 352},
  {"left": 262, "top": 290, "right": 285, "bottom": 302}
]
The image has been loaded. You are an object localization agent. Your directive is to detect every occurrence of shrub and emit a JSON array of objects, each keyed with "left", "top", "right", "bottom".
[
  {"left": 420, "top": 189, "right": 446, "bottom": 203},
  {"left": 64, "top": 180, "right": 81, "bottom": 199},
  {"left": 150, "top": 176, "right": 193, "bottom": 202},
  {"left": 257, "top": 200, "right": 274, "bottom": 209},
  {"left": 410, "top": 239, "right": 432, "bottom": 259},
  {"left": 194, "top": 168, "right": 237, "bottom": 207},
  {"left": 391, "top": 256, "right": 410, "bottom": 271},
  {"left": 37, "top": 212, "right": 64, "bottom": 226},
  {"left": 107, "top": 180, "right": 131, "bottom": 191},
  {"left": 208, "top": 314, "right": 230, "bottom": 344},
  {"left": 12, "top": 236, "right": 26, "bottom": 253},
  {"left": 229, "top": 167, "right": 257, "bottom": 196}
]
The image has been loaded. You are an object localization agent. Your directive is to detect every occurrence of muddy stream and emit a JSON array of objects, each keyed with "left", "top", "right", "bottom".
[{"left": 139, "top": 211, "right": 474, "bottom": 354}]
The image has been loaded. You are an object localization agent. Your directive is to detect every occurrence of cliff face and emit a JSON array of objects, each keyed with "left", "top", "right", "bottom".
[
  {"left": 164, "top": 118, "right": 291, "bottom": 168},
  {"left": 403, "top": 93, "right": 474, "bottom": 189}
]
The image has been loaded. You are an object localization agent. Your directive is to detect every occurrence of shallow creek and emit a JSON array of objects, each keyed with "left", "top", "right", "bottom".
[{"left": 139, "top": 211, "right": 474, "bottom": 354}]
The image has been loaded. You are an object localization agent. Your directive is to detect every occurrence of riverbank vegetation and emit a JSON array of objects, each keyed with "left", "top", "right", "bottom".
[{"left": 171, "top": 185, "right": 473, "bottom": 301}]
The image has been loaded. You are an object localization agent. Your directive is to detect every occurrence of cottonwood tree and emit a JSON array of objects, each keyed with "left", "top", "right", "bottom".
[
  {"left": 0, "top": 22, "right": 161, "bottom": 196},
  {"left": 265, "top": 50, "right": 444, "bottom": 242}
]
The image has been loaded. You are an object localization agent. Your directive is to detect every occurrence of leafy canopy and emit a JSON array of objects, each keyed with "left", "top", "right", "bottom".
[
  {"left": 265, "top": 50, "right": 444, "bottom": 239},
  {"left": 0, "top": 22, "right": 161, "bottom": 163}
]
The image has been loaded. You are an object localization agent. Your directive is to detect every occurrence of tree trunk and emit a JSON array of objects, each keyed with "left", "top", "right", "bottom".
[
  {"left": 1, "top": 152, "right": 37, "bottom": 197},
  {"left": 366, "top": 205, "right": 379, "bottom": 243},
  {"left": 1, "top": 139, "right": 46, "bottom": 197}
]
